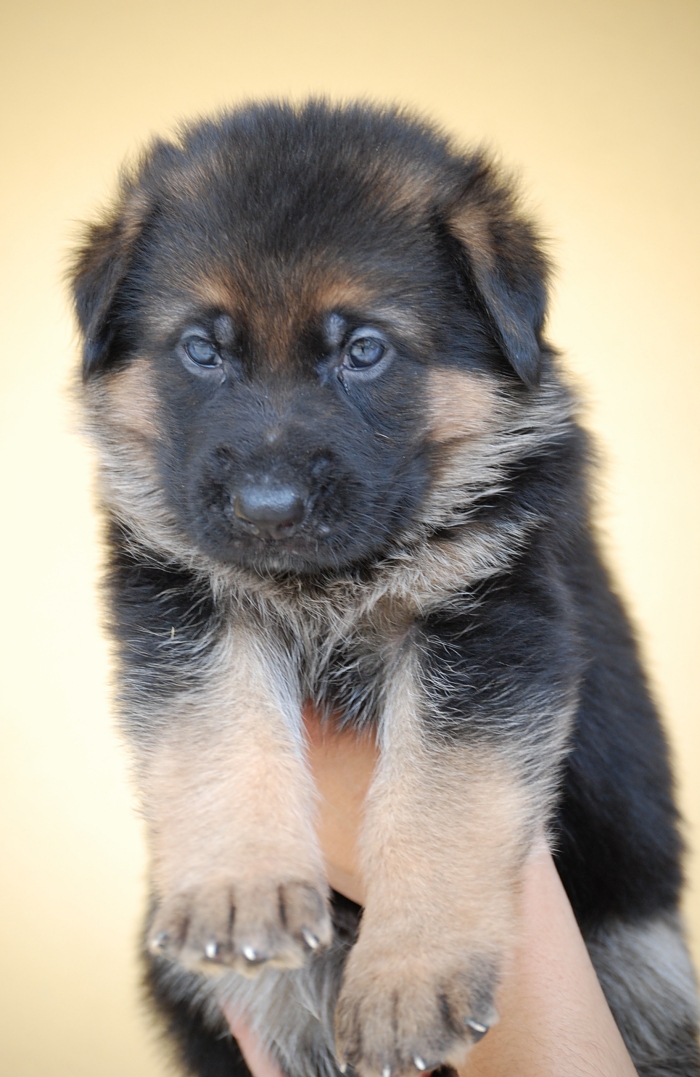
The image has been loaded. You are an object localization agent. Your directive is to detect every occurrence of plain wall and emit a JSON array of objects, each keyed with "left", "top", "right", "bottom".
[{"left": 0, "top": 1, "right": 698, "bottom": 1073}]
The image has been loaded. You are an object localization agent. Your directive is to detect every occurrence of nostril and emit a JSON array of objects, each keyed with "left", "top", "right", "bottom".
[{"left": 233, "top": 483, "right": 306, "bottom": 537}]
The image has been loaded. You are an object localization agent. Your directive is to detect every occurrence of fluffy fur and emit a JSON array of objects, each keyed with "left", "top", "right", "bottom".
[{"left": 71, "top": 101, "right": 699, "bottom": 1077}]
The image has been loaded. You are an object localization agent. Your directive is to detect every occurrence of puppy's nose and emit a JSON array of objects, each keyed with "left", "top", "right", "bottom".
[{"left": 233, "top": 483, "right": 307, "bottom": 539}]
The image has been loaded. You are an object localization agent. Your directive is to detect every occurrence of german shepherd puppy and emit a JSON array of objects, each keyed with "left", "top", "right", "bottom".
[{"left": 71, "top": 101, "right": 699, "bottom": 1077}]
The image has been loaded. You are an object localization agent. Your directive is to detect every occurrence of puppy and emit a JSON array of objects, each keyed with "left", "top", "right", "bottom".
[{"left": 71, "top": 101, "right": 699, "bottom": 1077}]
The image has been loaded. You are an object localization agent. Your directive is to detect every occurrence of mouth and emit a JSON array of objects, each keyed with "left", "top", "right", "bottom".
[{"left": 194, "top": 502, "right": 386, "bottom": 576}]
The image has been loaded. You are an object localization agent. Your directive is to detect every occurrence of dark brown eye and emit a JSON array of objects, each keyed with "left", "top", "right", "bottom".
[
  {"left": 184, "top": 337, "right": 220, "bottom": 367},
  {"left": 344, "top": 335, "right": 386, "bottom": 369}
]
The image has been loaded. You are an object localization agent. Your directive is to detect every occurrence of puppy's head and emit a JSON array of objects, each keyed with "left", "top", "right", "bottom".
[{"left": 72, "top": 102, "right": 550, "bottom": 575}]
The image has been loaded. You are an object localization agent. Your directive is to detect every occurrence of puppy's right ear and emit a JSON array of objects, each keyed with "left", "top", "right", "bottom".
[{"left": 71, "top": 182, "right": 151, "bottom": 379}]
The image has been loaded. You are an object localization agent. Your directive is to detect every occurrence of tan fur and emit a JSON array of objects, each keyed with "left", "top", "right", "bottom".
[
  {"left": 447, "top": 205, "right": 495, "bottom": 268},
  {"left": 143, "top": 627, "right": 332, "bottom": 975},
  {"left": 80, "top": 372, "right": 183, "bottom": 561},
  {"left": 119, "top": 183, "right": 153, "bottom": 245},
  {"left": 371, "top": 159, "right": 438, "bottom": 220},
  {"left": 312, "top": 276, "right": 387, "bottom": 316},
  {"left": 427, "top": 378, "right": 574, "bottom": 508},
  {"left": 143, "top": 297, "right": 218, "bottom": 338},
  {"left": 101, "top": 358, "right": 162, "bottom": 441},
  {"left": 364, "top": 301, "right": 433, "bottom": 351},
  {"left": 427, "top": 368, "right": 500, "bottom": 443},
  {"left": 190, "top": 274, "right": 243, "bottom": 316}
]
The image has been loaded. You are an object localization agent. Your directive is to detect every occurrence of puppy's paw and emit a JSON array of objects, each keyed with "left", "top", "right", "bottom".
[
  {"left": 335, "top": 943, "right": 499, "bottom": 1077},
  {"left": 148, "top": 875, "right": 332, "bottom": 976}
]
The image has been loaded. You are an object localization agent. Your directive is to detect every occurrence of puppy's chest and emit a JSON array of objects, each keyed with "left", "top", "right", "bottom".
[
  {"left": 245, "top": 580, "right": 420, "bottom": 728},
  {"left": 281, "top": 610, "right": 403, "bottom": 729}
]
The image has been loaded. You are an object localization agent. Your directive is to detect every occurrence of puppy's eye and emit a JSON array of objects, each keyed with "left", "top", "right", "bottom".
[
  {"left": 343, "top": 334, "right": 386, "bottom": 370},
  {"left": 184, "top": 337, "right": 221, "bottom": 367}
]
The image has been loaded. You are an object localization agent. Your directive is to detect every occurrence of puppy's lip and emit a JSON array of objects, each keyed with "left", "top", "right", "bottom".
[
  {"left": 224, "top": 509, "right": 314, "bottom": 545},
  {"left": 232, "top": 524, "right": 330, "bottom": 547},
  {"left": 235, "top": 516, "right": 261, "bottom": 536},
  {"left": 195, "top": 516, "right": 384, "bottom": 574}
]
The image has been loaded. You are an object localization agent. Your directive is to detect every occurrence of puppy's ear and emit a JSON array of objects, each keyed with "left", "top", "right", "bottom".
[
  {"left": 444, "top": 159, "right": 549, "bottom": 388},
  {"left": 71, "top": 181, "right": 151, "bottom": 379}
]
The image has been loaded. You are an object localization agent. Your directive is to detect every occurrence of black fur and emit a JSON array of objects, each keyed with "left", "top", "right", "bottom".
[{"left": 72, "top": 101, "right": 699, "bottom": 1076}]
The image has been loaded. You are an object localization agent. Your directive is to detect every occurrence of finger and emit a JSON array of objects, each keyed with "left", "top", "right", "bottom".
[{"left": 222, "top": 1003, "right": 287, "bottom": 1077}]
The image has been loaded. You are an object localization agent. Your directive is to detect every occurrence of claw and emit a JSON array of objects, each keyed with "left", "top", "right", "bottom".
[
  {"left": 466, "top": 1018, "right": 489, "bottom": 1042},
  {"left": 338, "top": 1065, "right": 347, "bottom": 1075},
  {"left": 148, "top": 931, "right": 169, "bottom": 955},
  {"left": 382, "top": 1067, "right": 391, "bottom": 1077},
  {"left": 242, "top": 945, "right": 259, "bottom": 962},
  {"left": 204, "top": 940, "right": 218, "bottom": 960},
  {"left": 413, "top": 1058, "right": 427, "bottom": 1072},
  {"left": 302, "top": 927, "right": 320, "bottom": 951}
]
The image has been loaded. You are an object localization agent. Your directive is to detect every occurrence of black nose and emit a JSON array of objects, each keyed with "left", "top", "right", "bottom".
[{"left": 233, "top": 482, "right": 307, "bottom": 539}]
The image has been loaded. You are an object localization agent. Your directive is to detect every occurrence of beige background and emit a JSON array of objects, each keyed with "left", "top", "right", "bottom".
[{"left": 0, "top": 1, "right": 698, "bottom": 1073}]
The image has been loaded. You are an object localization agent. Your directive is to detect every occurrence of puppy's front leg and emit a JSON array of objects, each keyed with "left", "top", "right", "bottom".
[
  {"left": 140, "top": 624, "right": 331, "bottom": 976},
  {"left": 336, "top": 641, "right": 573, "bottom": 1077}
]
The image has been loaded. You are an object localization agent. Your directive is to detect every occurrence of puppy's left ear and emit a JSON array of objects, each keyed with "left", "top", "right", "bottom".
[{"left": 444, "top": 159, "right": 549, "bottom": 389}]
